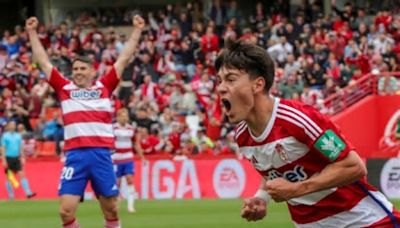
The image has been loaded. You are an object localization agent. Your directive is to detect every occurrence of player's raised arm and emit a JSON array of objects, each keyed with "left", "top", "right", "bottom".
[
  {"left": 26, "top": 17, "right": 53, "bottom": 78},
  {"left": 114, "top": 15, "right": 145, "bottom": 77}
]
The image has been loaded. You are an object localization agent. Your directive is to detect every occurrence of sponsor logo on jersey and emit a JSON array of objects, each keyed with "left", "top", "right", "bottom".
[
  {"left": 70, "top": 89, "right": 102, "bottom": 100},
  {"left": 267, "top": 165, "right": 307, "bottom": 182},
  {"left": 275, "top": 143, "right": 289, "bottom": 162},
  {"left": 314, "top": 129, "right": 345, "bottom": 161}
]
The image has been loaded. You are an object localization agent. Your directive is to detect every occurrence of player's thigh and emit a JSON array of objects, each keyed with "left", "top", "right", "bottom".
[
  {"left": 58, "top": 151, "right": 89, "bottom": 196},
  {"left": 59, "top": 194, "right": 81, "bottom": 214},
  {"left": 90, "top": 149, "right": 118, "bottom": 197}
]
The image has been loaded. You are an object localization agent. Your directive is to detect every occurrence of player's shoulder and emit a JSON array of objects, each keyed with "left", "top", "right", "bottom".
[
  {"left": 276, "top": 98, "right": 326, "bottom": 124},
  {"left": 234, "top": 121, "right": 249, "bottom": 145},
  {"left": 276, "top": 98, "right": 328, "bottom": 138}
]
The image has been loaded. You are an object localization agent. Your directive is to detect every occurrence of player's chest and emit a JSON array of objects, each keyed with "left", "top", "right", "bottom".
[
  {"left": 60, "top": 86, "right": 110, "bottom": 101},
  {"left": 239, "top": 136, "right": 309, "bottom": 171}
]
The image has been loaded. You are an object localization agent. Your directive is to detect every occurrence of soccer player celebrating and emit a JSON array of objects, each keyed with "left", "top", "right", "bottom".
[
  {"left": 112, "top": 108, "right": 145, "bottom": 213},
  {"left": 216, "top": 39, "right": 400, "bottom": 227},
  {"left": 26, "top": 15, "right": 145, "bottom": 228}
]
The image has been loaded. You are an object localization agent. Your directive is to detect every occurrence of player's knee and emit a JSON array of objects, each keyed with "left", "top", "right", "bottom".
[
  {"left": 104, "top": 201, "right": 119, "bottom": 219},
  {"left": 59, "top": 206, "right": 75, "bottom": 221}
]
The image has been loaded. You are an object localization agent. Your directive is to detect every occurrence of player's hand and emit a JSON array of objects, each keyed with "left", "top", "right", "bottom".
[
  {"left": 26, "top": 17, "right": 39, "bottom": 31},
  {"left": 265, "top": 178, "right": 303, "bottom": 202},
  {"left": 241, "top": 197, "right": 267, "bottom": 221},
  {"left": 21, "top": 157, "right": 25, "bottom": 165},
  {"left": 132, "top": 15, "right": 145, "bottom": 30}
]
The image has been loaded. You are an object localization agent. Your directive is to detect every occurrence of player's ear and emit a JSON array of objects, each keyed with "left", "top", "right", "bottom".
[{"left": 252, "top": 77, "right": 265, "bottom": 94}]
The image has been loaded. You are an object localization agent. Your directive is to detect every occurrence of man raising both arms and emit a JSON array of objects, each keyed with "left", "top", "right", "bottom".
[
  {"left": 216, "top": 39, "right": 400, "bottom": 227},
  {"left": 26, "top": 15, "right": 144, "bottom": 228}
]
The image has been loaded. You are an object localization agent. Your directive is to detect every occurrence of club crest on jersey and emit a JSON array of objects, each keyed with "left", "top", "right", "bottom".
[
  {"left": 267, "top": 165, "right": 307, "bottom": 182},
  {"left": 275, "top": 143, "right": 289, "bottom": 162},
  {"left": 70, "top": 89, "right": 102, "bottom": 100}
]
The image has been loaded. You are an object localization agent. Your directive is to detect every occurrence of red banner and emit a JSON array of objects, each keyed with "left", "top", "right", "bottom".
[
  {"left": 332, "top": 95, "right": 400, "bottom": 158},
  {"left": 0, "top": 159, "right": 261, "bottom": 200}
]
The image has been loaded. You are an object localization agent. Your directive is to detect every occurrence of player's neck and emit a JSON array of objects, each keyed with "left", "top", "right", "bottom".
[{"left": 245, "top": 95, "right": 274, "bottom": 137}]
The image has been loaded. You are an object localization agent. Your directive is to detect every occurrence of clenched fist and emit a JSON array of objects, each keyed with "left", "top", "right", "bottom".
[
  {"left": 241, "top": 197, "right": 267, "bottom": 222},
  {"left": 132, "top": 15, "right": 145, "bottom": 30},
  {"left": 26, "top": 17, "right": 39, "bottom": 31}
]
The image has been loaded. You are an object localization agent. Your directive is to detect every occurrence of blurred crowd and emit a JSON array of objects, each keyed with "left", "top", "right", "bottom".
[{"left": 1, "top": 0, "right": 400, "bottom": 159}]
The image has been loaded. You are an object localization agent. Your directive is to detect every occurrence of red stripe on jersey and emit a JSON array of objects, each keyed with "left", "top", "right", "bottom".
[
  {"left": 64, "top": 136, "right": 114, "bottom": 151},
  {"left": 288, "top": 184, "right": 366, "bottom": 224},
  {"left": 63, "top": 111, "right": 112, "bottom": 125},
  {"left": 115, "top": 148, "right": 132, "bottom": 153},
  {"left": 257, "top": 148, "right": 329, "bottom": 178}
]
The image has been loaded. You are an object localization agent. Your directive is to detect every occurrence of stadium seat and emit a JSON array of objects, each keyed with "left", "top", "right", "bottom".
[
  {"left": 45, "top": 108, "right": 62, "bottom": 121},
  {"left": 36, "top": 141, "right": 56, "bottom": 156}
]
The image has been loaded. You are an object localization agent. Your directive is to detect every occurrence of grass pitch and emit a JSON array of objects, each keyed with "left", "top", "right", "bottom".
[{"left": 0, "top": 199, "right": 399, "bottom": 228}]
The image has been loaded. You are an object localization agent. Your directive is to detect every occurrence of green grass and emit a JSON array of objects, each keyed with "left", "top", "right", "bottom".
[{"left": 0, "top": 199, "right": 399, "bottom": 228}]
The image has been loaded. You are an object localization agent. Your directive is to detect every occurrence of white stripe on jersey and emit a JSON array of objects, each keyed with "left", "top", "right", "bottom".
[
  {"left": 277, "top": 109, "right": 320, "bottom": 139},
  {"left": 112, "top": 152, "right": 133, "bottom": 160},
  {"left": 236, "top": 123, "right": 248, "bottom": 140},
  {"left": 239, "top": 136, "right": 309, "bottom": 170},
  {"left": 277, "top": 114, "right": 317, "bottom": 141},
  {"left": 288, "top": 187, "right": 337, "bottom": 206},
  {"left": 294, "top": 191, "right": 392, "bottom": 228},
  {"left": 279, "top": 104, "right": 323, "bottom": 134},
  {"left": 64, "top": 122, "right": 114, "bottom": 140},
  {"left": 115, "top": 140, "right": 132, "bottom": 149},
  {"left": 61, "top": 99, "right": 113, "bottom": 114},
  {"left": 236, "top": 121, "right": 246, "bottom": 134}
]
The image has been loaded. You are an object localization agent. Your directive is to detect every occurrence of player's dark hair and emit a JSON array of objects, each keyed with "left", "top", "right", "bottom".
[
  {"left": 215, "top": 39, "right": 275, "bottom": 93},
  {"left": 72, "top": 56, "right": 93, "bottom": 66}
]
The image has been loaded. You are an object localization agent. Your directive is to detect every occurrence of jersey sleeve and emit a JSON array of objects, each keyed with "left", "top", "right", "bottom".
[
  {"left": 282, "top": 102, "right": 355, "bottom": 163},
  {"left": 48, "top": 67, "right": 69, "bottom": 92},
  {"left": 99, "top": 66, "right": 119, "bottom": 94}
]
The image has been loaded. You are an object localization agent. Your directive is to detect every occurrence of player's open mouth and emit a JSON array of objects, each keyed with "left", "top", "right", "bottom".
[{"left": 221, "top": 98, "right": 231, "bottom": 112}]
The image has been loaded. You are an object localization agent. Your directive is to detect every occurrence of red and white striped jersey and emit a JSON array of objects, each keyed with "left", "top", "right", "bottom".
[
  {"left": 112, "top": 122, "right": 135, "bottom": 163},
  {"left": 48, "top": 67, "right": 119, "bottom": 151},
  {"left": 236, "top": 98, "right": 395, "bottom": 227}
]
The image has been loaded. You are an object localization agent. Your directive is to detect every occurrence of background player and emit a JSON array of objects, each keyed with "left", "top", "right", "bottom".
[
  {"left": 216, "top": 39, "right": 400, "bottom": 227},
  {"left": 1, "top": 121, "right": 36, "bottom": 200},
  {"left": 112, "top": 108, "right": 145, "bottom": 213},
  {"left": 26, "top": 14, "right": 144, "bottom": 228}
]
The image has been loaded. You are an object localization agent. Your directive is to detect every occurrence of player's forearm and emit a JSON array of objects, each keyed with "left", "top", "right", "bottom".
[
  {"left": 297, "top": 151, "right": 366, "bottom": 196},
  {"left": 28, "top": 30, "right": 52, "bottom": 76},
  {"left": 114, "top": 29, "right": 142, "bottom": 75}
]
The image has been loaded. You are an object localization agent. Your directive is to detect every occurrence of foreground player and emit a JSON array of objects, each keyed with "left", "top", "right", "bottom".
[
  {"left": 216, "top": 39, "right": 400, "bottom": 227},
  {"left": 26, "top": 15, "right": 144, "bottom": 228},
  {"left": 112, "top": 108, "right": 145, "bottom": 213}
]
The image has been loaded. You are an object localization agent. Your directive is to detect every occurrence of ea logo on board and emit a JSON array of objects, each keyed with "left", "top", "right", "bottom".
[
  {"left": 380, "top": 158, "right": 400, "bottom": 199},
  {"left": 213, "top": 159, "right": 245, "bottom": 198}
]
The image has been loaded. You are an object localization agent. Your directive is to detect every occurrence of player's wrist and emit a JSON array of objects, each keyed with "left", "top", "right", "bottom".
[{"left": 254, "top": 189, "right": 271, "bottom": 204}]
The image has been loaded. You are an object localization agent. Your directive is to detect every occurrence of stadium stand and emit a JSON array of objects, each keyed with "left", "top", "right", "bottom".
[{"left": 1, "top": 1, "right": 400, "bottom": 159}]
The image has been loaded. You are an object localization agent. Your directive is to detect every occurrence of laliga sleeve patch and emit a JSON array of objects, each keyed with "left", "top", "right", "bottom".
[{"left": 314, "top": 129, "right": 346, "bottom": 161}]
